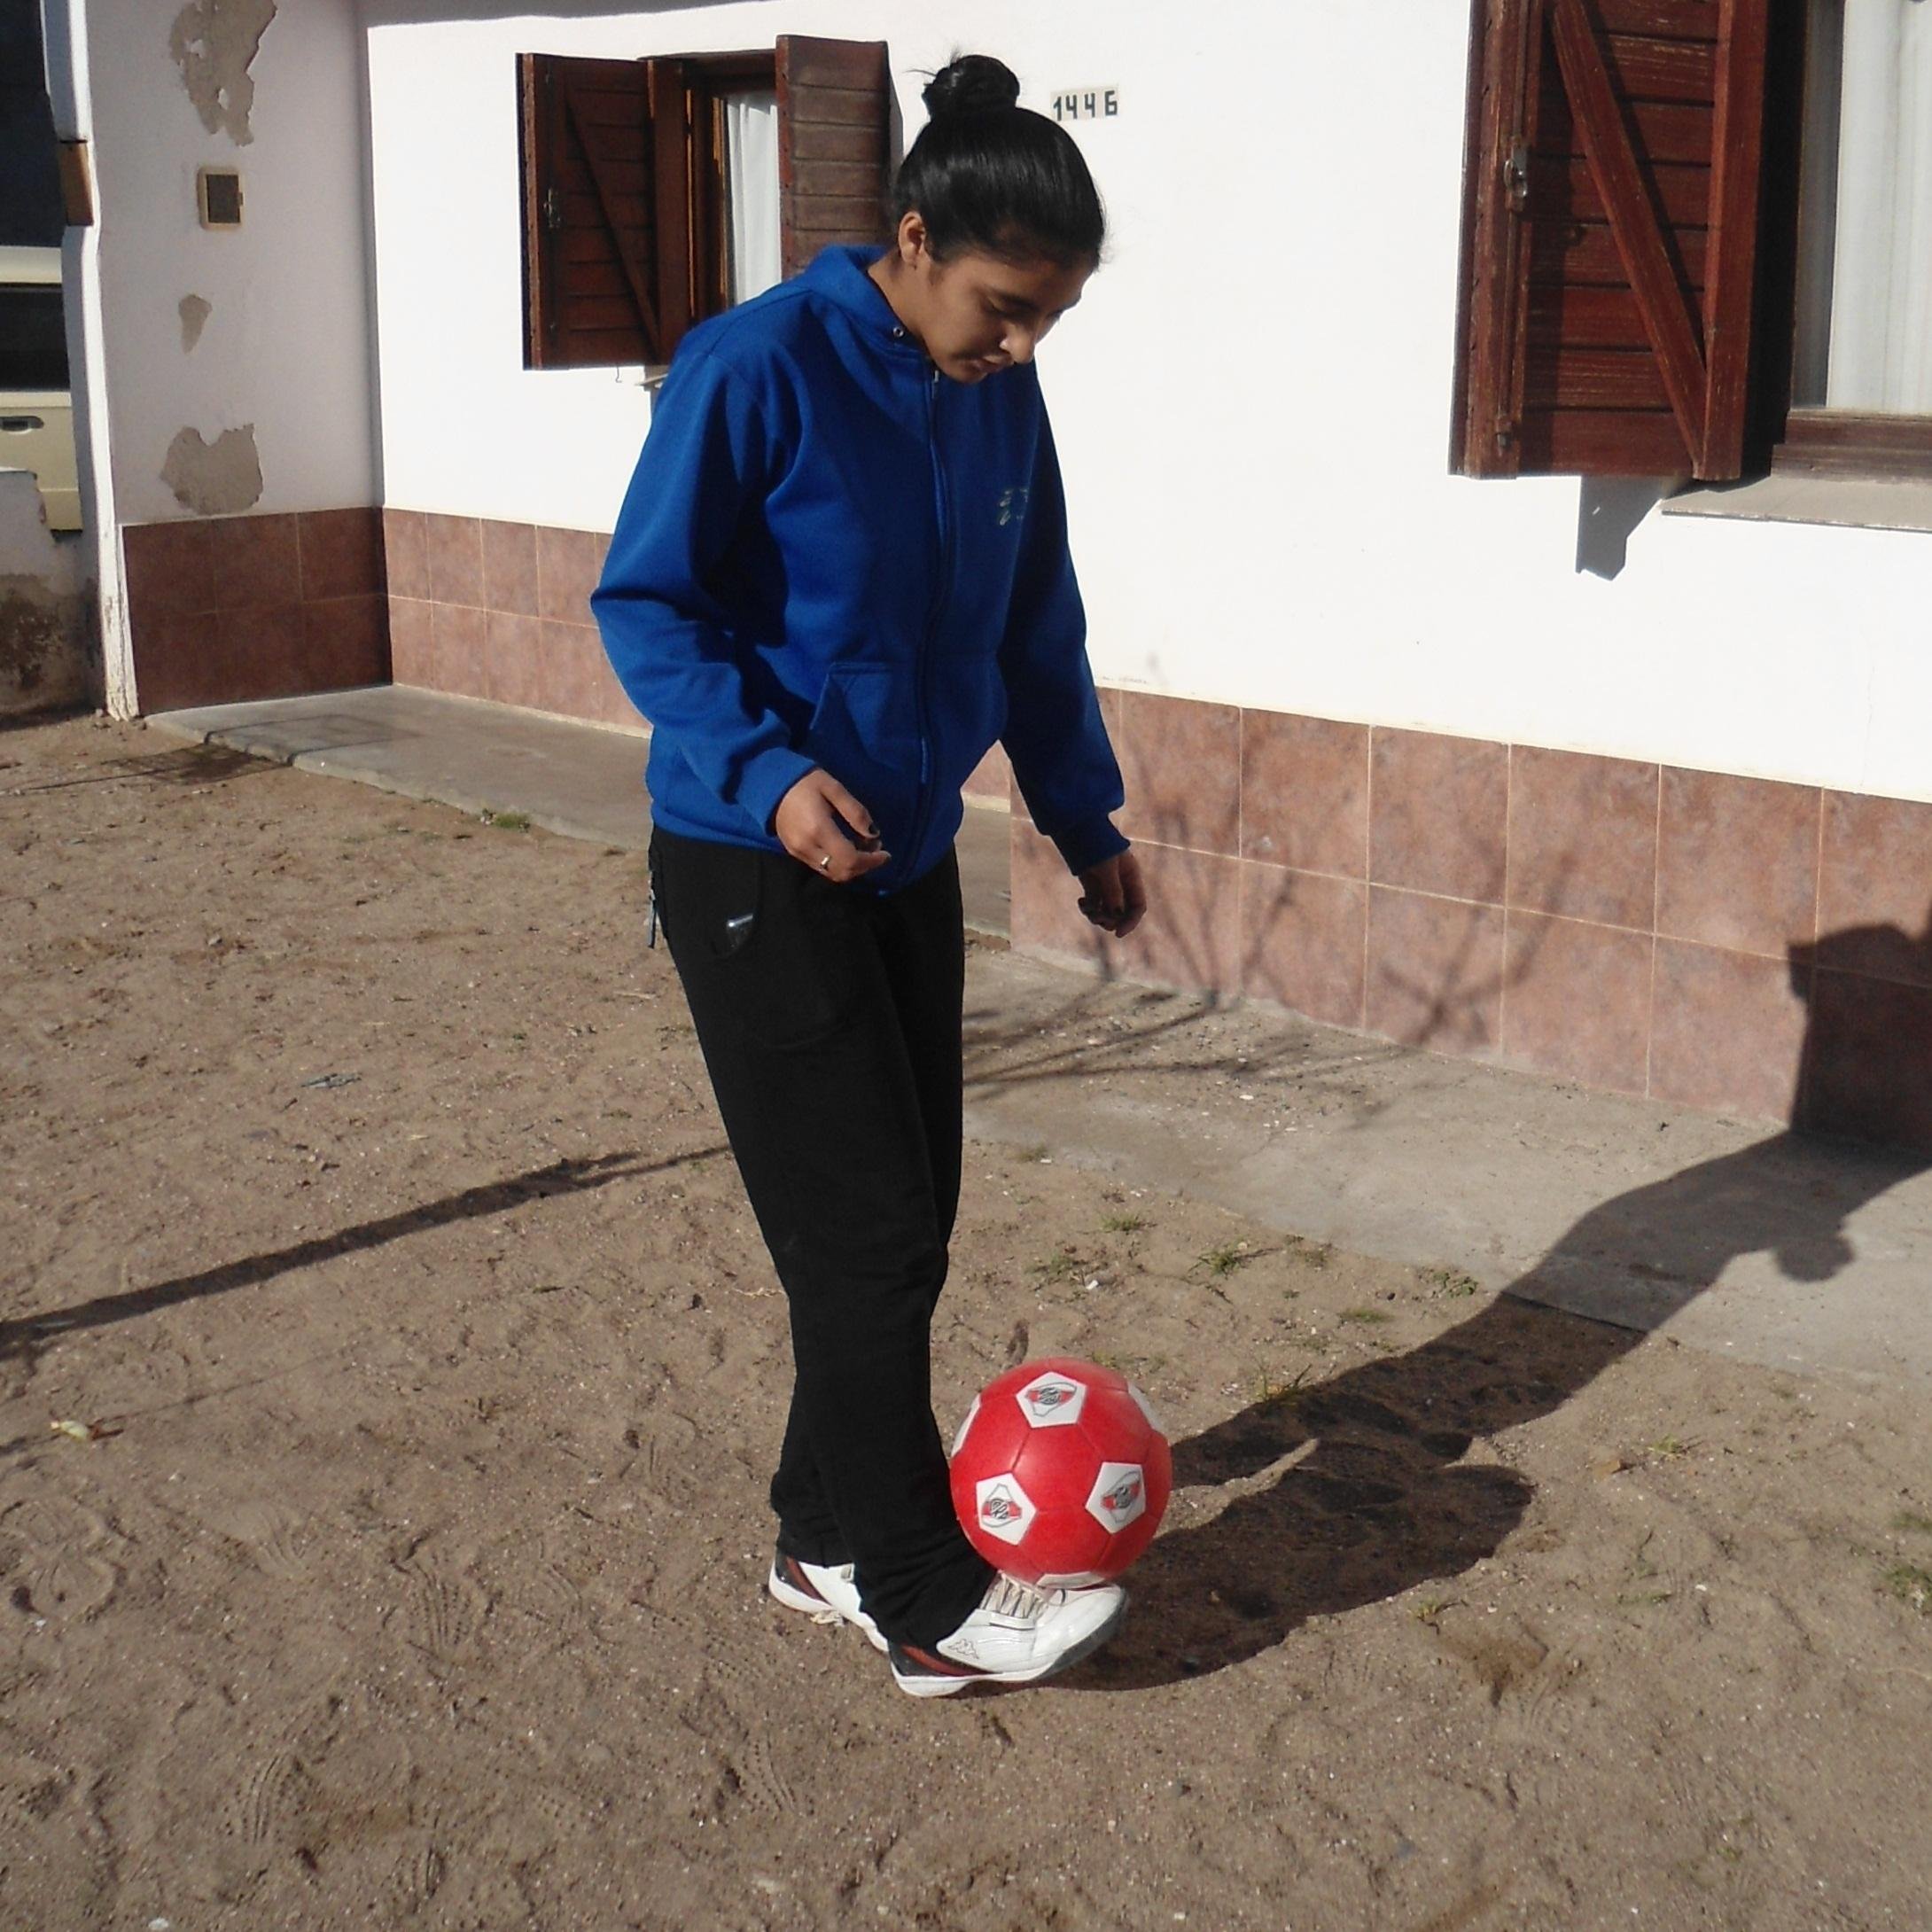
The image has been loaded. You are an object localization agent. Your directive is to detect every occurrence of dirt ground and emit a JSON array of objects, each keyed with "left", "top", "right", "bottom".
[{"left": 4, "top": 712, "right": 1931, "bottom": 1932}]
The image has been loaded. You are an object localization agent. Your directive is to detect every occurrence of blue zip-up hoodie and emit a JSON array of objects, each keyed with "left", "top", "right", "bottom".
[{"left": 591, "top": 245, "right": 1127, "bottom": 893}]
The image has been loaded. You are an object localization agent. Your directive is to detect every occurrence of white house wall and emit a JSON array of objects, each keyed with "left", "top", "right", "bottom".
[
  {"left": 86, "top": 0, "right": 377, "bottom": 525},
  {"left": 363, "top": 0, "right": 1932, "bottom": 806}
]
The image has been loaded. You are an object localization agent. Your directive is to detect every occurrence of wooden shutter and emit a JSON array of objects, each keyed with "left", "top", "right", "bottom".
[
  {"left": 775, "top": 36, "right": 891, "bottom": 280},
  {"left": 1451, "top": 0, "right": 1771, "bottom": 479},
  {"left": 519, "top": 53, "right": 664, "bottom": 369}
]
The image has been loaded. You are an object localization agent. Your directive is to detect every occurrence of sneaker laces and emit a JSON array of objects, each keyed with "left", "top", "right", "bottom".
[{"left": 982, "top": 1575, "right": 1051, "bottom": 1621}]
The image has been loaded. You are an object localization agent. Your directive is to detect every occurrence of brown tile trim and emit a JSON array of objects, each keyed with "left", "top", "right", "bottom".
[
  {"left": 1057, "top": 686, "right": 1932, "bottom": 1149},
  {"left": 1369, "top": 726, "right": 1509, "bottom": 904},
  {"left": 1500, "top": 908, "right": 1652, "bottom": 1096},
  {"left": 127, "top": 510, "right": 390, "bottom": 713}
]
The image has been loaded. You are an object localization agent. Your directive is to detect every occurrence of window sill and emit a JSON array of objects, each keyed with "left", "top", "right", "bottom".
[{"left": 1663, "top": 473, "right": 1932, "bottom": 534}]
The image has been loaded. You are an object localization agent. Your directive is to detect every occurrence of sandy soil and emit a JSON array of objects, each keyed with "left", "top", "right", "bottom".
[{"left": 4, "top": 712, "right": 1931, "bottom": 1932}]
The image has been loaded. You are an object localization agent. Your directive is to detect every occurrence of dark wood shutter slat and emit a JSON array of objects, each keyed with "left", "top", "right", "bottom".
[
  {"left": 1452, "top": 0, "right": 1767, "bottom": 479},
  {"left": 648, "top": 57, "right": 695, "bottom": 354},
  {"left": 776, "top": 36, "right": 890, "bottom": 280},
  {"left": 1526, "top": 154, "right": 1712, "bottom": 227},
  {"left": 1535, "top": 84, "right": 1714, "bottom": 164},
  {"left": 1592, "top": 32, "right": 1717, "bottom": 101},
  {"left": 1593, "top": 0, "right": 1720, "bottom": 39},
  {"left": 1700, "top": 0, "right": 1771, "bottom": 476},
  {"left": 520, "top": 53, "right": 661, "bottom": 370},
  {"left": 1549, "top": 0, "right": 1708, "bottom": 455},
  {"left": 1520, "top": 410, "right": 1688, "bottom": 468},
  {"left": 561, "top": 78, "right": 665, "bottom": 361},
  {"left": 1531, "top": 220, "right": 1708, "bottom": 289}
]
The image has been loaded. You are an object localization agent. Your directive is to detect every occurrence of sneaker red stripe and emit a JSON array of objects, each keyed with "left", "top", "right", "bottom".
[
  {"left": 780, "top": 1555, "right": 830, "bottom": 1607},
  {"left": 894, "top": 1643, "right": 990, "bottom": 1679}
]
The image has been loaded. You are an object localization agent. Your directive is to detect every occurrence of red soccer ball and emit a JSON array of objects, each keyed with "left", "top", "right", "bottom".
[{"left": 949, "top": 1357, "right": 1172, "bottom": 1586}]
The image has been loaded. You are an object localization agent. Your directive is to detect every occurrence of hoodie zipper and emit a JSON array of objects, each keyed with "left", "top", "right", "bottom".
[{"left": 902, "top": 366, "right": 950, "bottom": 885}]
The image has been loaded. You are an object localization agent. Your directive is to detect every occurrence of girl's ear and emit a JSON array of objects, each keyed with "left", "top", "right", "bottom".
[{"left": 897, "top": 210, "right": 931, "bottom": 269}]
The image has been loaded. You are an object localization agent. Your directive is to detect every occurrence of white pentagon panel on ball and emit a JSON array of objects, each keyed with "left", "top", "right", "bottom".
[
  {"left": 1085, "top": 1461, "right": 1148, "bottom": 1532},
  {"left": 1127, "top": 1383, "right": 1165, "bottom": 1435},
  {"left": 1015, "top": 1369, "right": 1087, "bottom": 1428},
  {"left": 1032, "top": 1570, "right": 1107, "bottom": 1590},
  {"left": 974, "top": 1474, "right": 1038, "bottom": 1546},
  {"left": 950, "top": 1394, "right": 981, "bottom": 1456}
]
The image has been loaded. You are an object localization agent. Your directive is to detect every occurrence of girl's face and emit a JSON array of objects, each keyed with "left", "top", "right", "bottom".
[{"left": 877, "top": 214, "right": 1093, "bottom": 385}]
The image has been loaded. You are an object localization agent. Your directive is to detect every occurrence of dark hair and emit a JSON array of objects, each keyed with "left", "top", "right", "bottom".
[{"left": 890, "top": 54, "right": 1106, "bottom": 268}]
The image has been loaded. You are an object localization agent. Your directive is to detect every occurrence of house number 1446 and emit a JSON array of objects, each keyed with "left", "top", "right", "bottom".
[{"left": 1053, "top": 88, "right": 1119, "bottom": 121}]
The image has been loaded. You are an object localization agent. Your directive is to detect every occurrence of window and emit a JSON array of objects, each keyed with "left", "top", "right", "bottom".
[
  {"left": 1450, "top": 0, "right": 1932, "bottom": 487},
  {"left": 0, "top": 282, "right": 68, "bottom": 392},
  {"left": 518, "top": 36, "right": 889, "bottom": 372},
  {"left": 1778, "top": 0, "right": 1932, "bottom": 473}
]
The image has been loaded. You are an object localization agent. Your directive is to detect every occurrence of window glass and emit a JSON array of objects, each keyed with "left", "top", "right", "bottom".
[
  {"left": 0, "top": 285, "right": 69, "bottom": 392},
  {"left": 1793, "top": 0, "right": 1932, "bottom": 413},
  {"left": 723, "top": 90, "right": 782, "bottom": 305}
]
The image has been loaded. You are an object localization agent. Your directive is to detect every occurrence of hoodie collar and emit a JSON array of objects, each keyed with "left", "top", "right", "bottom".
[{"left": 799, "top": 245, "right": 929, "bottom": 356}]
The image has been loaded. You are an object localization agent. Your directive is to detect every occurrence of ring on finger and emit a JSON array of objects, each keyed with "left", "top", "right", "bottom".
[{"left": 818, "top": 853, "right": 831, "bottom": 870}]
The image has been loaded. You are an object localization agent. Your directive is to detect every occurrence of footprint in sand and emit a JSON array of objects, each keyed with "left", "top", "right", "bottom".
[
  {"left": 213, "top": 1500, "right": 309, "bottom": 1581},
  {"left": 0, "top": 1497, "right": 121, "bottom": 1622},
  {"left": 393, "top": 1544, "right": 492, "bottom": 1661},
  {"left": 226, "top": 1745, "right": 316, "bottom": 1850}
]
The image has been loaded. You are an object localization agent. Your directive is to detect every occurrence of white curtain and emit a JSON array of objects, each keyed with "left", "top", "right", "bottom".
[
  {"left": 1805, "top": 0, "right": 1932, "bottom": 412},
  {"left": 724, "top": 91, "right": 783, "bottom": 305}
]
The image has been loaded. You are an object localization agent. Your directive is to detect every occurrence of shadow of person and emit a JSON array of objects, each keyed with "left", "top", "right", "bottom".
[{"left": 1056, "top": 908, "right": 1932, "bottom": 1690}]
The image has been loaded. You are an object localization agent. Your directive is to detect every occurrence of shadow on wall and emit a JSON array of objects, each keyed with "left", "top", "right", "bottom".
[{"left": 1574, "top": 476, "right": 1677, "bottom": 580}]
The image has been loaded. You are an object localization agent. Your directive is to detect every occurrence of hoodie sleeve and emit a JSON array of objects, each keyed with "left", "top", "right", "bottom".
[
  {"left": 591, "top": 350, "right": 816, "bottom": 835},
  {"left": 997, "top": 405, "right": 1130, "bottom": 876}
]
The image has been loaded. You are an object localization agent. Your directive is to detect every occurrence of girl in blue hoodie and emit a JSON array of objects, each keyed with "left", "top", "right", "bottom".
[{"left": 593, "top": 53, "right": 1143, "bottom": 1696}]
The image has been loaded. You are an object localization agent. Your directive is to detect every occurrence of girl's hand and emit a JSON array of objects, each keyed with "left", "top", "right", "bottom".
[
  {"left": 1077, "top": 850, "right": 1147, "bottom": 937},
  {"left": 774, "top": 770, "right": 891, "bottom": 883}
]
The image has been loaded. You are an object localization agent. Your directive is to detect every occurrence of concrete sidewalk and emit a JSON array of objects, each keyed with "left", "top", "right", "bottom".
[
  {"left": 152, "top": 684, "right": 1932, "bottom": 1390},
  {"left": 150, "top": 685, "right": 1014, "bottom": 935}
]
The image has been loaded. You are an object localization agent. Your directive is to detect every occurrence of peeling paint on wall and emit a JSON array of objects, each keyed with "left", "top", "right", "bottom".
[
  {"left": 160, "top": 425, "right": 262, "bottom": 515},
  {"left": 179, "top": 294, "right": 212, "bottom": 351},
  {"left": 168, "top": 0, "right": 277, "bottom": 145}
]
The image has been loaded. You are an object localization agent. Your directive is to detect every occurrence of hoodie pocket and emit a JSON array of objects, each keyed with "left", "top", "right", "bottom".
[{"left": 801, "top": 663, "right": 921, "bottom": 845}]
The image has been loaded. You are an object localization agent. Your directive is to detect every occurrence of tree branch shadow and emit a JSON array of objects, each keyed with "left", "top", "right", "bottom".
[{"left": 0, "top": 1146, "right": 725, "bottom": 1365}]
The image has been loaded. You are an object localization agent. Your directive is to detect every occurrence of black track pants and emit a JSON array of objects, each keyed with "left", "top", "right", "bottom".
[{"left": 649, "top": 825, "right": 994, "bottom": 1648}]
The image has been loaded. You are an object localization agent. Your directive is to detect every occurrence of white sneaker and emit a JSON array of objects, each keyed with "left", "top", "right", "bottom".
[
  {"left": 767, "top": 1549, "right": 888, "bottom": 1654},
  {"left": 888, "top": 1575, "right": 1127, "bottom": 1698}
]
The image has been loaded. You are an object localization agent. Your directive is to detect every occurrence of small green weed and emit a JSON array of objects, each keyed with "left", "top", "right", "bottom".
[
  {"left": 1425, "top": 1266, "right": 1482, "bottom": 1297},
  {"left": 1881, "top": 1561, "right": 1932, "bottom": 1615},
  {"left": 1646, "top": 1436, "right": 1693, "bottom": 1461},
  {"left": 1198, "top": 1242, "right": 1251, "bottom": 1278},
  {"left": 1250, "top": 1363, "right": 1311, "bottom": 1408},
  {"left": 1890, "top": 1509, "right": 1932, "bottom": 1536},
  {"left": 1339, "top": 1306, "right": 1391, "bottom": 1326},
  {"left": 1102, "top": 1211, "right": 1149, "bottom": 1235},
  {"left": 1017, "top": 1143, "right": 1052, "bottom": 1164},
  {"left": 1032, "top": 1247, "right": 1081, "bottom": 1285},
  {"left": 482, "top": 809, "right": 532, "bottom": 832}
]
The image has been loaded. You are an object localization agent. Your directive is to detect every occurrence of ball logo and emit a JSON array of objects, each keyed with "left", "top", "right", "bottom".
[
  {"left": 973, "top": 1474, "right": 1037, "bottom": 1546},
  {"left": 1085, "top": 1461, "right": 1149, "bottom": 1532},
  {"left": 1016, "top": 1370, "right": 1087, "bottom": 1428}
]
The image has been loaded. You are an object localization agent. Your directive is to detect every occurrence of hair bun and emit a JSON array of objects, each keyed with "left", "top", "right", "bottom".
[{"left": 923, "top": 53, "right": 1021, "bottom": 121}]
